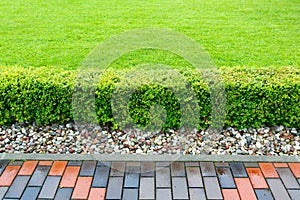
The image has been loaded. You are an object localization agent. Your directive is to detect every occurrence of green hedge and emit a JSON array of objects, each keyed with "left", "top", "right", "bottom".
[{"left": 0, "top": 66, "right": 299, "bottom": 129}]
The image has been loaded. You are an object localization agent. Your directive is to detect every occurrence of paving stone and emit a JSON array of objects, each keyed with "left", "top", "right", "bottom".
[
  {"left": 141, "top": 162, "right": 155, "bottom": 177},
  {"left": 54, "top": 188, "right": 73, "bottom": 200},
  {"left": 39, "top": 161, "right": 53, "bottom": 166},
  {"left": 92, "top": 166, "right": 110, "bottom": 187},
  {"left": 200, "top": 162, "right": 216, "bottom": 176},
  {"left": 60, "top": 166, "right": 80, "bottom": 188},
  {"left": 124, "top": 166, "right": 140, "bottom": 188},
  {"left": 215, "top": 162, "right": 229, "bottom": 167},
  {"left": 298, "top": 179, "right": 300, "bottom": 185},
  {"left": 156, "top": 189, "right": 172, "bottom": 200},
  {"left": 5, "top": 176, "right": 30, "bottom": 199},
  {"left": 273, "top": 163, "right": 288, "bottom": 168},
  {"left": 171, "top": 162, "right": 185, "bottom": 176},
  {"left": 267, "top": 179, "right": 291, "bottom": 200},
  {"left": 156, "top": 162, "right": 170, "bottom": 167},
  {"left": 38, "top": 176, "right": 61, "bottom": 199},
  {"left": 230, "top": 162, "right": 247, "bottom": 178},
  {"left": 0, "top": 187, "right": 8, "bottom": 200},
  {"left": 18, "top": 161, "right": 38, "bottom": 176},
  {"left": 88, "top": 188, "right": 106, "bottom": 200},
  {"left": 185, "top": 162, "right": 199, "bottom": 167},
  {"left": 246, "top": 168, "right": 268, "bottom": 188},
  {"left": 28, "top": 166, "right": 50, "bottom": 186},
  {"left": 79, "top": 161, "right": 96, "bottom": 176},
  {"left": 97, "top": 161, "right": 111, "bottom": 167},
  {"left": 288, "top": 163, "right": 300, "bottom": 178},
  {"left": 255, "top": 189, "right": 274, "bottom": 200},
  {"left": 0, "top": 166, "right": 20, "bottom": 186},
  {"left": 277, "top": 168, "right": 300, "bottom": 189},
  {"left": 127, "top": 162, "right": 140, "bottom": 167},
  {"left": 122, "top": 189, "right": 138, "bottom": 200},
  {"left": 156, "top": 166, "right": 171, "bottom": 187},
  {"left": 172, "top": 177, "right": 189, "bottom": 199},
  {"left": 110, "top": 162, "right": 125, "bottom": 176},
  {"left": 235, "top": 178, "right": 257, "bottom": 200},
  {"left": 49, "top": 161, "right": 67, "bottom": 176},
  {"left": 222, "top": 189, "right": 240, "bottom": 200},
  {"left": 288, "top": 189, "right": 300, "bottom": 200},
  {"left": 259, "top": 163, "right": 279, "bottom": 178},
  {"left": 203, "top": 177, "right": 222, "bottom": 199},
  {"left": 216, "top": 167, "right": 236, "bottom": 188},
  {"left": 140, "top": 177, "right": 154, "bottom": 199},
  {"left": 244, "top": 162, "right": 259, "bottom": 168},
  {"left": 186, "top": 167, "right": 203, "bottom": 187},
  {"left": 67, "top": 161, "right": 82, "bottom": 166},
  {"left": 0, "top": 160, "right": 9, "bottom": 176},
  {"left": 20, "top": 187, "right": 40, "bottom": 200},
  {"left": 106, "top": 177, "right": 123, "bottom": 199},
  {"left": 189, "top": 188, "right": 206, "bottom": 200},
  {"left": 8, "top": 161, "right": 23, "bottom": 166},
  {"left": 71, "top": 177, "right": 92, "bottom": 199}
]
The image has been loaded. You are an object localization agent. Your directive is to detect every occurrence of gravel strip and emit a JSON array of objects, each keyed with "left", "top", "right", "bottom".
[{"left": 0, "top": 123, "right": 299, "bottom": 156}]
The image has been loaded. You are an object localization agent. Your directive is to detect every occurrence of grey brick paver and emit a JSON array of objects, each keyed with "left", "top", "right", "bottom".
[
  {"left": 5, "top": 176, "right": 30, "bottom": 199},
  {"left": 106, "top": 177, "right": 123, "bottom": 199},
  {"left": 0, "top": 160, "right": 9, "bottom": 176},
  {"left": 215, "top": 162, "right": 229, "bottom": 167},
  {"left": 110, "top": 162, "right": 126, "bottom": 176},
  {"left": 230, "top": 162, "right": 247, "bottom": 178},
  {"left": 122, "top": 188, "right": 138, "bottom": 200},
  {"left": 200, "top": 162, "right": 216, "bottom": 176},
  {"left": 288, "top": 189, "right": 300, "bottom": 200},
  {"left": 20, "top": 187, "right": 40, "bottom": 200},
  {"left": 189, "top": 188, "right": 206, "bottom": 200},
  {"left": 244, "top": 162, "right": 259, "bottom": 168},
  {"left": 185, "top": 162, "right": 199, "bottom": 167},
  {"left": 54, "top": 188, "right": 73, "bottom": 200},
  {"left": 186, "top": 167, "right": 203, "bottom": 187},
  {"left": 79, "top": 161, "right": 96, "bottom": 176},
  {"left": 277, "top": 168, "right": 300, "bottom": 189},
  {"left": 28, "top": 166, "right": 50, "bottom": 186},
  {"left": 267, "top": 179, "right": 291, "bottom": 200},
  {"left": 171, "top": 162, "right": 185, "bottom": 176},
  {"left": 172, "top": 177, "right": 189, "bottom": 199},
  {"left": 140, "top": 177, "right": 154, "bottom": 199},
  {"left": 255, "top": 189, "right": 274, "bottom": 200},
  {"left": 124, "top": 166, "right": 140, "bottom": 188},
  {"left": 203, "top": 177, "right": 222, "bottom": 199},
  {"left": 0, "top": 187, "right": 8, "bottom": 200},
  {"left": 92, "top": 166, "right": 110, "bottom": 187},
  {"left": 216, "top": 167, "right": 236, "bottom": 188},
  {"left": 67, "top": 161, "right": 82, "bottom": 166},
  {"left": 141, "top": 162, "right": 155, "bottom": 177},
  {"left": 157, "top": 188, "right": 172, "bottom": 200},
  {"left": 156, "top": 166, "right": 171, "bottom": 187},
  {"left": 38, "top": 176, "right": 61, "bottom": 199}
]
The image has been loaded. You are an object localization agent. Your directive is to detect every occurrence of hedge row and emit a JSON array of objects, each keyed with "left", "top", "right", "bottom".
[{"left": 0, "top": 66, "right": 299, "bottom": 129}]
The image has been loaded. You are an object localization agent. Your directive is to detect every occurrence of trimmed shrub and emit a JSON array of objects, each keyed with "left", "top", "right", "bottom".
[{"left": 0, "top": 66, "right": 299, "bottom": 129}]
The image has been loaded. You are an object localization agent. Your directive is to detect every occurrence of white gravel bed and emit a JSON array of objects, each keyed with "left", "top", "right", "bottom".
[{"left": 0, "top": 123, "right": 299, "bottom": 156}]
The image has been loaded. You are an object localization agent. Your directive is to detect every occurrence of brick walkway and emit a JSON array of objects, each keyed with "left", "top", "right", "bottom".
[{"left": 0, "top": 160, "right": 299, "bottom": 199}]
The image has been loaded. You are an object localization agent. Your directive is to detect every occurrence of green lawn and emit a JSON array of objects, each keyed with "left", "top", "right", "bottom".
[{"left": 0, "top": 0, "right": 299, "bottom": 70}]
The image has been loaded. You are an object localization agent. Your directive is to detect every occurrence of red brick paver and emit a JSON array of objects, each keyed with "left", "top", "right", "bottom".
[
  {"left": 49, "top": 161, "right": 67, "bottom": 176},
  {"left": 60, "top": 166, "right": 80, "bottom": 188},
  {"left": 0, "top": 160, "right": 298, "bottom": 199},
  {"left": 289, "top": 163, "right": 300, "bottom": 178},
  {"left": 246, "top": 168, "right": 268, "bottom": 189},
  {"left": 72, "top": 177, "right": 93, "bottom": 199},
  {"left": 18, "top": 161, "right": 38, "bottom": 175},
  {"left": 259, "top": 163, "right": 279, "bottom": 178},
  {"left": 0, "top": 166, "right": 20, "bottom": 186},
  {"left": 222, "top": 189, "right": 240, "bottom": 200}
]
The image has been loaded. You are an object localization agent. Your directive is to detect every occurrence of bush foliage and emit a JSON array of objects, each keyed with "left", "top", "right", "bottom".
[{"left": 0, "top": 66, "right": 299, "bottom": 129}]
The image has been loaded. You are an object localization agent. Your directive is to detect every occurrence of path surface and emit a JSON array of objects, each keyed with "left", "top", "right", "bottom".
[{"left": 0, "top": 160, "right": 299, "bottom": 199}]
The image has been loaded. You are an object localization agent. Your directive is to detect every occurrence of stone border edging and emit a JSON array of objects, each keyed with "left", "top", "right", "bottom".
[{"left": 0, "top": 153, "right": 299, "bottom": 162}]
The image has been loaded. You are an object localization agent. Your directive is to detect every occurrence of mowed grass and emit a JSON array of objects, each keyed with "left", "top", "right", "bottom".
[{"left": 0, "top": 0, "right": 299, "bottom": 70}]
